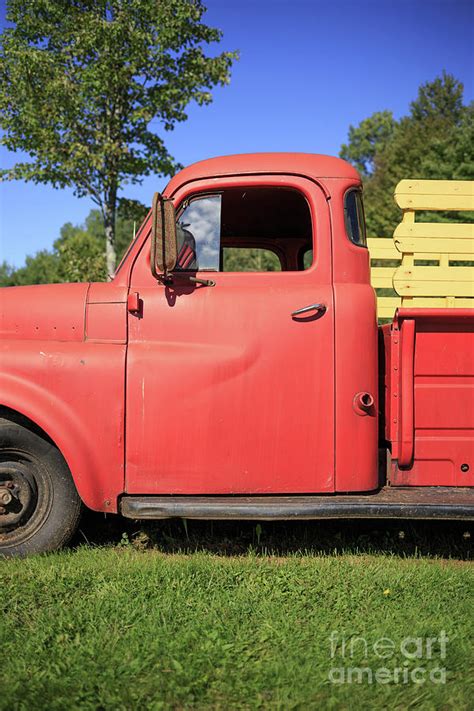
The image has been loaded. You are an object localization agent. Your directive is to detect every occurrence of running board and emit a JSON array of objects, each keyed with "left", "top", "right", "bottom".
[{"left": 121, "top": 487, "right": 474, "bottom": 521}]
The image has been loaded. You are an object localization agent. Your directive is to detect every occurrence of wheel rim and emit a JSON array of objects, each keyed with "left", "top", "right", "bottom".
[{"left": 0, "top": 453, "right": 52, "bottom": 547}]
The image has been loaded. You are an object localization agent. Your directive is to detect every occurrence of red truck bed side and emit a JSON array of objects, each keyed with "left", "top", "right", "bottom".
[{"left": 383, "top": 309, "right": 474, "bottom": 486}]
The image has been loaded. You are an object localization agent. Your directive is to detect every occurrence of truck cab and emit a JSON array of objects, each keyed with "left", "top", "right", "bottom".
[
  {"left": 0, "top": 154, "right": 472, "bottom": 556},
  {"left": 122, "top": 154, "right": 378, "bottom": 497}
]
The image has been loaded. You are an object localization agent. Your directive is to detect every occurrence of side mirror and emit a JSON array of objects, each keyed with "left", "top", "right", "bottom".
[{"left": 150, "top": 192, "right": 178, "bottom": 280}]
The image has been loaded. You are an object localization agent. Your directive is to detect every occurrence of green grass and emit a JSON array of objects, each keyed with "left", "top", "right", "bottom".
[{"left": 1, "top": 518, "right": 473, "bottom": 710}]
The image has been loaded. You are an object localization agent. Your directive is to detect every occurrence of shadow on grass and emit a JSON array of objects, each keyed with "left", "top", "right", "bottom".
[{"left": 73, "top": 509, "right": 472, "bottom": 560}]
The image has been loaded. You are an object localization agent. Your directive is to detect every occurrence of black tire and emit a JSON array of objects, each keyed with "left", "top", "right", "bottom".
[{"left": 0, "top": 417, "right": 82, "bottom": 557}]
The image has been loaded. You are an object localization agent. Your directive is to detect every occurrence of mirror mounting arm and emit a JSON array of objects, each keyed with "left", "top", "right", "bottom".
[
  {"left": 157, "top": 272, "right": 216, "bottom": 288},
  {"left": 189, "top": 276, "right": 216, "bottom": 287},
  {"left": 158, "top": 273, "right": 174, "bottom": 285}
]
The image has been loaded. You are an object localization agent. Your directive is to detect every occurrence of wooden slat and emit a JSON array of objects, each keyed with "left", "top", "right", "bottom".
[
  {"left": 395, "top": 180, "right": 474, "bottom": 210},
  {"left": 400, "top": 297, "right": 474, "bottom": 309},
  {"left": 394, "top": 222, "right": 474, "bottom": 239},
  {"left": 370, "top": 267, "right": 395, "bottom": 288},
  {"left": 396, "top": 179, "right": 474, "bottom": 197},
  {"left": 394, "top": 238, "right": 474, "bottom": 255},
  {"left": 376, "top": 297, "right": 401, "bottom": 318},
  {"left": 395, "top": 179, "right": 474, "bottom": 211},
  {"left": 396, "top": 193, "right": 474, "bottom": 211},
  {"left": 393, "top": 266, "right": 474, "bottom": 297},
  {"left": 367, "top": 238, "right": 400, "bottom": 260},
  {"left": 393, "top": 221, "right": 474, "bottom": 257}
]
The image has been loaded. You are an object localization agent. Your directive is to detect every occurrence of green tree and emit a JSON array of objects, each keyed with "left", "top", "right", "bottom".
[
  {"left": 56, "top": 231, "right": 107, "bottom": 283},
  {"left": 223, "top": 248, "right": 281, "bottom": 272},
  {"left": 0, "top": 204, "right": 148, "bottom": 286},
  {"left": 340, "top": 111, "right": 396, "bottom": 178},
  {"left": 0, "top": 0, "right": 238, "bottom": 275},
  {"left": 340, "top": 73, "right": 474, "bottom": 236},
  {"left": 0, "top": 261, "right": 16, "bottom": 286},
  {"left": 1, "top": 250, "right": 61, "bottom": 286}
]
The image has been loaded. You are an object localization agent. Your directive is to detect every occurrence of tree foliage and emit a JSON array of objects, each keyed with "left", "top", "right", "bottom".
[
  {"left": 340, "top": 111, "right": 396, "bottom": 178},
  {"left": 0, "top": 250, "right": 61, "bottom": 286},
  {"left": 223, "top": 248, "right": 281, "bottom": 272},
  {"left": 0, "top": 204, "right": 148, "bottom": 286},
  {"left": 0, "top": 0, "right": 238, "bottom": 273},
  {"left": 340, "top": 73, "right": 474, "bottom": 236}
]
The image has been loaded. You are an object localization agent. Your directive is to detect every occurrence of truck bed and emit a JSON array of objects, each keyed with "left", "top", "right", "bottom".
[{"left": 381, "top": 309, "right": 474, "bottom": 487}]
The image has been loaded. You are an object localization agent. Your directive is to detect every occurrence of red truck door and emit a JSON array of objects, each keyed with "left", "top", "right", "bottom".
[{"left": 125, "top": 175, "right": 335, "bottom": 494}]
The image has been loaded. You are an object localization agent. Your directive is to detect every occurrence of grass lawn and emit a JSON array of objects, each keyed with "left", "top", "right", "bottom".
[{"left": 1, "top": 517, "right": 473, "bottom": 710}]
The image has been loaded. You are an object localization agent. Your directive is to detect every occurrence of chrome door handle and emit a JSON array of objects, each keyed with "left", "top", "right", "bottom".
[{"left": 291, "top": 303, "right": 327, "bottom": 318}]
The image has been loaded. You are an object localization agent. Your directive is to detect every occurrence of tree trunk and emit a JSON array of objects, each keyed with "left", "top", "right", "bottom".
[{"left": 104, "top": 193, "right": 117, "bottom": 280}]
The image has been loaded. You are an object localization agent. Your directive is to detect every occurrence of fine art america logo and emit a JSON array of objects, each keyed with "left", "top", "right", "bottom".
[{"left": 328, "top": 631, "right": 448, "bottom": 685}]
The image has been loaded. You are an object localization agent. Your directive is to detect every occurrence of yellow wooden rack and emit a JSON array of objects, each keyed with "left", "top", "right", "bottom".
[{"left": 368, "top": 179, "right": 474, "bottom": 318}]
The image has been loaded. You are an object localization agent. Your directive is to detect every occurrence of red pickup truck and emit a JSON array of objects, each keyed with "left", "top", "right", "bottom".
[{"left": 1, "top": 153, "right": 473, "bottom": 556}]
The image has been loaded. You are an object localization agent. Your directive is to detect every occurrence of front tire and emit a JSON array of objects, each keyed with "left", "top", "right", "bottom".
[{"left": 0, "top": 417, "right": 82, "bottom": 557}]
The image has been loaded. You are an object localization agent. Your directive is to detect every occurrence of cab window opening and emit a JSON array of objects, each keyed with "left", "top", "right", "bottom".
[{"left": 175, "top": 187, "right": 313, "bottom": 273}]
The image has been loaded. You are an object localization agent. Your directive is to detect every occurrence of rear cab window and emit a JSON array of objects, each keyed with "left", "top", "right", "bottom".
[{"left": 344, "top": 190, "right": 367, "bottom": 247}]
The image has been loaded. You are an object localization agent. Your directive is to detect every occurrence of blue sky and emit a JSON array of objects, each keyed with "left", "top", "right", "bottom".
[{"left": 0, "top": 0, "right": 473, "bottom": 267}]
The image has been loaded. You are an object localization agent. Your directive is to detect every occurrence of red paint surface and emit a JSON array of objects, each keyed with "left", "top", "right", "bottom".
[
  {"left": 398, "top": 318, "right": 415, "bottom": 468},
  {"left": 126, "top": 173, "right": 336, "bottom": 493},
  {"left": 0, "top": 154, "right": 471, "bottom": 511},
  {"left": 387, "top": 310, "right": 474, "bottom": 486},
  {"left": 326, "top": 176, "right": 379, "bottom": 491}
]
